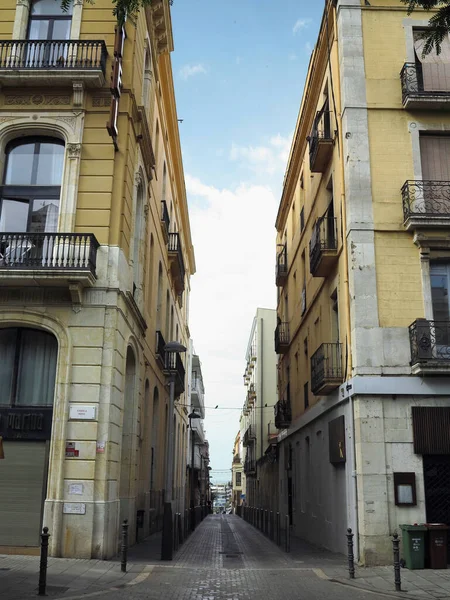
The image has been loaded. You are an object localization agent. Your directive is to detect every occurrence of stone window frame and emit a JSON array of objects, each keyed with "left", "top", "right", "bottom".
[
  {"left": 12, "top": 0, "right": 83, "bottom": 41},
  {"left": 0, "top": 111, "right": 85, "bottom": 234}
]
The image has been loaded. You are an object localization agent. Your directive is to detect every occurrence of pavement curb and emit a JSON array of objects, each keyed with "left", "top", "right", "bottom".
[
  {"left": 52, "top": 565, "right": 155, "bottom": 600},
  {"left": 329, "top": 577, "right": 438, "bottom": 600}
]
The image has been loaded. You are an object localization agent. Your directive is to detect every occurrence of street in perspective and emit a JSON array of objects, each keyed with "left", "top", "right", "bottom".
[{"left": 2, "top": 0, "right": 450, "bottom": 598}]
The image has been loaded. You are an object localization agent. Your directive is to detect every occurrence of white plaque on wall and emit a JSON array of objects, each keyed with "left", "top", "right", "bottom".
[
  {"left": 63, "top": 502, "right": 86, "bottom": 515},
  {"left": 69, "top": 405, "right": 96, "bottom": 421},
  {"left": 68, "top": 483, "right": 83, "bottom": 495}
]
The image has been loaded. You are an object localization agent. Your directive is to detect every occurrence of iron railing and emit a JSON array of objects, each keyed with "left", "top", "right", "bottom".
[
  {"left": 309, "top": 216, "right": 337, "bottom": 274},
  {"left": 274, "top": 399, "right": 291, "bottom": 429},
  {"left": 0, "top": 232, "right": 99, "bottom": 274},
  {"left": 168, "top": 232, "right": 185, "bottom": 285},
  {"left": 309, "top": 108, "right": 332, "bottom": 168},
  {"left": 402, "top": 180, "right": 450, "bottom": 221},
  {"left": 244, "top": 457, "right": 256, "bottom": 475},
  {"left": 161, "top": 200, "right": 170, "bottom": 233},
  {"left": 409, "top": 319, "right": 450, "bottom": 364},
  {"left": 243, "top": 425, "right": 256, "bottom": 447},
  {"left": 165, "top": 350, "right": 186, "bottom": 396},
  {"left": 310, "top": 342, "right": 343, "bottom": 395},
  {"left": 400, "top": 63, "right": 424, "bottom": 104},
  {"left": 276, "top": 244, "right": 287, "bottom": 285},
  {"left": 274, "top": 322, "right": 290, "bottom": 354},
  {"left": 0, "top": 40, "right": 107, "bottom": 72},
  {"left": 301, "top": 286, "right": 306, "bottom": 316}
]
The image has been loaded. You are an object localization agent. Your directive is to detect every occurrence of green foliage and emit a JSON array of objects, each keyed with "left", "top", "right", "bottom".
[
  {"left": 59, "top": 0, "right": 152, "bottom": 26},
  {"left": 401, "top": 1, "right": 450, "bottom": 55}
]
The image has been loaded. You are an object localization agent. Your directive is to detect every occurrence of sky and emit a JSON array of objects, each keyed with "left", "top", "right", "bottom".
[{"left": 170, "top": 0, "right": 324, "bottom": 483}]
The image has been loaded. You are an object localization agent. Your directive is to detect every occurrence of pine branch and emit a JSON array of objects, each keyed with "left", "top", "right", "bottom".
[{"left": 401, "top": 0, "right": 450, "bottom": 55}]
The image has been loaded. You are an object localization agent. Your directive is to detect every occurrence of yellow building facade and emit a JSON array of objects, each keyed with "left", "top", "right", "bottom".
[
  {"left": 275, "top": 0, "right": 450, "bottom": 565},
  {"left": 0, "top": 0, "right": 195, "bottom": 559}
]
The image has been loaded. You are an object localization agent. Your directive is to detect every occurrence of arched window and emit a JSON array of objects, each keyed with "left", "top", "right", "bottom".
[
  {"left": 28, "top": 0, "right": 73, "bottom": 41},
  {"left": 150, "top": 386, "right": 159, "bottom": 491},
  {"left": 0, "top": 327, "right": 57, "bottom": 406},
  {"left": 165, "top": 291, "right": 170, "bottom": 340},
  {"left": 0, "top": 138, "right": 64, "bottom": 233},
  {"left": 133, "top": 182, "right": 144, "bottom": 297},
  {"left": 162, "top": 162, "right": 167, "bottom": 201},
  {"left": 156, "top": 263, "right": 163, "bottom": 330}
]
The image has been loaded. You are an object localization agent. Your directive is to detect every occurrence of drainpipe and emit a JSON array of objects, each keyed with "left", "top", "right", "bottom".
[{"left": 331, "top": 1, "right": 358, "bottom": 561}]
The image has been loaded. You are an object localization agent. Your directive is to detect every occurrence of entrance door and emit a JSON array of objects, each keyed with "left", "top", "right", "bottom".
[
  {"left": 423, "top": 455, "right": 450, "bottom": 559},
  {"left": 0, "top": 441, "right": 48, "bottom": 546}
]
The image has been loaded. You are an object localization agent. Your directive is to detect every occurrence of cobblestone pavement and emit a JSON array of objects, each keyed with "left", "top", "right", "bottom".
[{"left": 2, "top": 515, "right": 449, "bottom": 600}]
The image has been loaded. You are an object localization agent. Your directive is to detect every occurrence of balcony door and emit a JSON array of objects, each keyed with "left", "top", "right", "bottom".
[
  {"left": 430, "top": 263, "right": 450, "bottom": 357},
  {"left": 27, "top": 0, "right": 73, "bottom": 67},
  {"left": 419, "top": 135, "right": 450, "bottom": 214},
  {"left": 0, "top": 138, "right": 64, "bottom": 265},
  {"left": 414, "top": 30, "right": 450, "bottom": 93}
]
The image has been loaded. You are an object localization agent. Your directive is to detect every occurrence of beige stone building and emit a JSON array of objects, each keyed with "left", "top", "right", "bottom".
[
  {"left": 231, "top": 431, "right": 244, "bottom": 512},
  {"left": 0, "top": 0, "right": 195, "bottom": 559}
]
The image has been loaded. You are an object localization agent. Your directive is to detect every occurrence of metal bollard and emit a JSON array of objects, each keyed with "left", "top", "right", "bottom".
[
  {"left": 38, "top": 527, "right": 50, "bottom": 596},
  {"left": 121, "top": 519, "right": 128, "bottom": 573},
  {"left": 393, "top": 532, "right": 401, "bottom": 592},
  {"left": 265, "top": 510, "right": 268, "bottom": 536},
  {"left": 178, "top": 513, "right": 183, "bottom": 545},
  {"left": 276, "top": 512, "right": 281, "bottom": 546},
  {"left": 185, "top": 509, "right": 188, "bottom": 539},
  {"left": 270, "top": 511, "right": 273, "bottom": 540},
  {"left": 347, "top": 528, "right": 355, "bottom": 579},
  {"left": 285, "top": 515, "right": 290, "bottom": 553}
]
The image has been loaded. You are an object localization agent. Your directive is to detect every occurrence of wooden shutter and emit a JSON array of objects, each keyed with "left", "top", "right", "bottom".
[{"left": 420, "top": 135, "right": 450, "bottom": 181}]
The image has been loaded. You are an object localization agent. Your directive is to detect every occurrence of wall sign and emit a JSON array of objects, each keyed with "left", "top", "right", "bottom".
[
  {"left": 63, "top": 503, "right": 86, "bottom": 515},
  {"left": 394, "top": 472, "right": 417, "bottom": 506},
  {"left": 106, "top": 23, "right": 126, "bottom": 150},
  {"left": 329, "top": 415, "right": 346, "bottom": 464},
  {"left": 69, "top": 405, "right": 96, "bottom": 421},
  {"left": 68, "top": 483, "right": 83, "bottom": 495},
  {"left": 0, "top": 407, "right": 53, "bottom": 440},
  {"left": 65, "top": 442, "right": 79, "bottom": 458}
]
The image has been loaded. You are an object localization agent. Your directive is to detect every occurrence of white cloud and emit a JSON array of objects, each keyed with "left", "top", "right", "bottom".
[
  {"left": 179, "top": 63, "right": 207, "bottom": 80},
  {"left": 289, "top": 53, "right": 298, "bottom": 61},
  {"left": 229, "top": 133, "right": 293, "bottom": 176},
  {"left": 186, "top": 174, "right": 278, "bottom": 474},
  {"left": 293, "top": 18, "right": 312, "bottom": 35}
]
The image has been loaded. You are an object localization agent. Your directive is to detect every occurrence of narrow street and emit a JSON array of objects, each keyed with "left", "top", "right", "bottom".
[{"left": 72, "top": 515, "right": 389, "bottom": 600}]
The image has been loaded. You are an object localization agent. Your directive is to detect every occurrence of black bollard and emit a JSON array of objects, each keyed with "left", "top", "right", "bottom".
[
  {"left": 178, "top": 513, "right": 183, "bottom": 545},
  {"left": 285, "top": 515, "right": 290, "bottom": 552},
  {"left": 276, "top": 512, "right": 281, "bottom": 546},
  {"left": 393, "top": 532, "right": 401, "bottom": 592},
  {"left": 38, "top": 526, "right": 50, "bottom": 596},
  {"left": 121, "top": 519, "right": 128, "bottom": 573},
  {"left": 270, "top": 511, "right": 273, "bottom": 540},
  {"left": 347, "top": 528, "right": 355, "bottom": 579}
]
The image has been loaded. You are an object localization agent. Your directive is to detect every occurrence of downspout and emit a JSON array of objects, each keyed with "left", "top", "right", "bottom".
[{"left": 330, "top": 1, "right": 358, "bottom": 561}]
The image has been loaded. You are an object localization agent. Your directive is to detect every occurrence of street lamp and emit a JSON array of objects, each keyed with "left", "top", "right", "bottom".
[
  {"left": 161, "top": 341, "right": 186, "bottom": 561},
  {"left": 188, "top": 409, "right": 201, "bottom": 531}
]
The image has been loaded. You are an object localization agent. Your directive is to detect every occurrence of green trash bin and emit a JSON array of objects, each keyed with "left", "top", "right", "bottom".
[{"left": 400, "top": 524, "right": 427, "bottom": 569}]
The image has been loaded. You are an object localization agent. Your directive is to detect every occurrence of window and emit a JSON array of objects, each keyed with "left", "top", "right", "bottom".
[
  {"left": 235, "top": 472, "right": 242, "bottom": 487},
  {"left": 28, "top": 0, "right": 72, "bottom": 41},
  {"left": 0, "top": 138, "right": 64, "bottom": 236},
  {"left": 414, "top": 30, "right": 450, "bottom": 93},
  {"left": 300, "top": 207, "right": 305, "bottom": 233},
  {"left": 431, "top": 263, "right": 450, "bottom": 322},
  {"left": 0, "top": 328, "right": 57, "bottom": 406},
  {"left": 304, "top": 381, "right": 309, "bottom": 409}
]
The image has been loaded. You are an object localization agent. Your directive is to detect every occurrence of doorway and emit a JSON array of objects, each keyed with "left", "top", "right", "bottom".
[{"left": 423, "top": 455, "right": 450, "bottom": 558}]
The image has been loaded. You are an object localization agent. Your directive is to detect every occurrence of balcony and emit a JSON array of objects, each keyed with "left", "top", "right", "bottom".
[
  {"left": 233, "top": 454, "right": 241, "bottom": 464},
  {"left": 247, "top": 383, "right": 256, "bottom": 406},
  {"left": 311, "top": 342, "right": 343, "bottom": 395},
  {"left": 275, "top": 244, "right": 288, "bottom": 286},
  {"left": 0, "top": 40, "right": 107, "bottom": 87},
  {"left": 274, "top": 397, "right": 291, "bottom": 430},
  {"left": 160, "top": 201, "right": 170, "bottom": 243},
  {"left": 274, "top": 322, "right": 290, "bottom": 354},
  {"left": 191, "top": 359, "right": 205, "bottom": 418},
  {"left": 400, "top": 62, "right": 450, "bottom": 110},
  {"left": 0, "top": 232, "right": 99, "bottom": 295},
  {"left": 244, "top": 457, "right": 256, "bottom": 476},
  {"left": 155, "top": 330, "right": 166, "bottom": 369},
  {"left": 409, "top": 319, "right": 450, "bottom": 375},
  {"left": 402, "top": 180, "right": 450, "bottom": 230},
  {"left": 163, "top": 349, "right": 186, "bottom": 397},
  {"left": 243, "top": 424, "right": 256, "bottom": 447},
  {"left": 168, "top": 232, "right": 185, "bottom": 295},
  {"left": 309, "top": 216, "right": 338, "bottom": 277},
  {"left": 309, "top": 109, "right": 334, "bottom": 173}
]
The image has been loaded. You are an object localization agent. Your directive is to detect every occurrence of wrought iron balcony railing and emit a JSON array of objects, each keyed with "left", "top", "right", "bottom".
[
  {"left": 244, "top": 457, "right": 256, "bottom": 475},
  {"left": 0, "top": 232, "right": 99, "bottom": 275},
  {"left": 0, "top": 39, "right": 107, "bottom": 72},
  {"left": 161, "top": 200, "right": 170, "bottom": 242},
  {"left": 309, "top": 216, "right": 338, "bottom": 276},
  {"left": 274, "top": 322, "right": 290, "bottom": 354},
  {"left": 165, "top": 349, "right": 186, "bottom": 397},
  {"left": 243, "top": 425, "right": 256, "bottom": 447},
  {"left": 274, "top": 398, "right": 291, "bottom": 429},
  {"left": 168, "top": 232, "right": 185, "bottom": 294},
  {"left": 309, "top": 108, "right": 334, "bottom": 173},
  {"left": 276, "top": 244, "right": 287, "bottom": 286},
  {"left": 311, "top": 342, "right": 343, "bottom": 395},
  {"left": 400, "top": 62, "right": 450, "bottom": 108},
  {"left": 402, "top": 180, "right": 450, "bottom": 228},
  {"left": 409, "top": 319, "right": 450, "bottom": 374}
]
